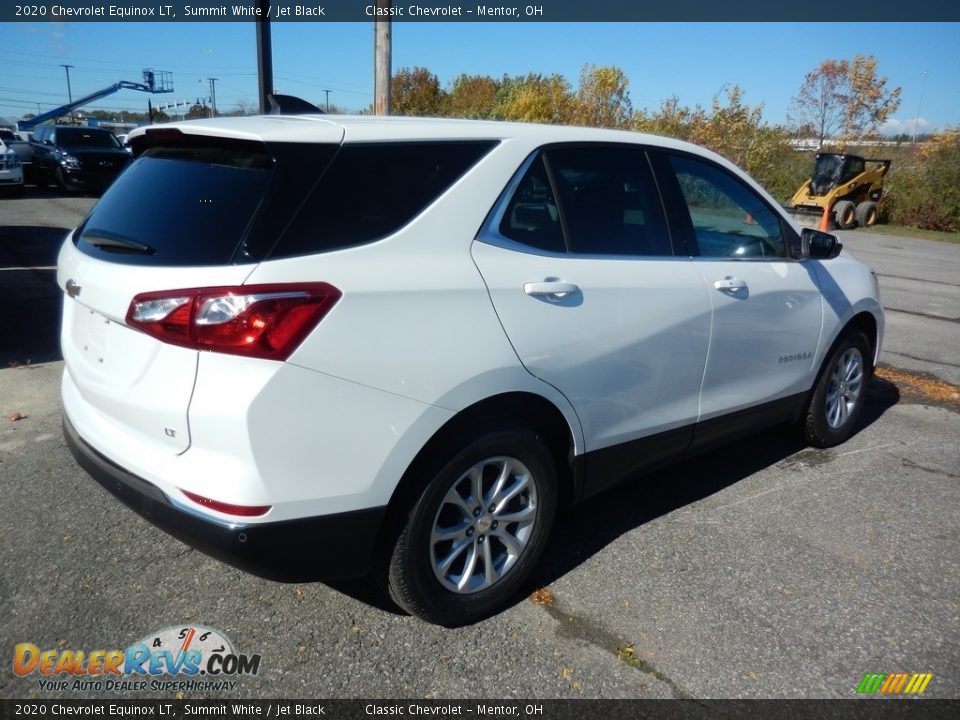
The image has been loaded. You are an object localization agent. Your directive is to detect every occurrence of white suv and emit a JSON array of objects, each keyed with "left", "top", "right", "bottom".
[{"left": 58, "top": 115, "right": 883, "bottom": 625}]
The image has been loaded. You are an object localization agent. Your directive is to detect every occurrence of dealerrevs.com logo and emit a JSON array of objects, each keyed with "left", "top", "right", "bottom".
[{"left": 13, "top": 625, "right": 261, "bottom": 693}]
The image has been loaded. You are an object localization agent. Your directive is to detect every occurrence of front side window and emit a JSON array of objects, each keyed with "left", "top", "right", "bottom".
[{"left": 668, "top": 155, "right": 786, "bottom": 259}]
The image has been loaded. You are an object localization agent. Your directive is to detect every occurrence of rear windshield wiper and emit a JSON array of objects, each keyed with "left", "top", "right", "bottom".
[{"left": 81, "top": 230, "right": 155, "bottom": 255}]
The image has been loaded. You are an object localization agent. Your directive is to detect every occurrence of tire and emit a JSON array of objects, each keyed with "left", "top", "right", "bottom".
[
  {"left": 833, "top": 200, "right": 856, "bottom": 230},
  {"left": 55, "top": 167, "right": 72, "bottom": 193},
  {"left": 803, "top": 330, "right": 871, "bottom": 448},
  {"left": 387, "top": 425, "right": 558, "bottom": 626},
  {"left": 855, "top": 201, "right": 878, "bottom": 228}
]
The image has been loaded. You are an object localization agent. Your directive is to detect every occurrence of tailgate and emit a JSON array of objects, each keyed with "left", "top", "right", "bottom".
[{"left": 58, "top": 235, "right": 253, "bottom": 454}]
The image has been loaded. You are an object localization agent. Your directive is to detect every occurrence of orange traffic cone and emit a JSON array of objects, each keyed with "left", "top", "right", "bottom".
[{"left": 818, "top": 206, "right": 831, "bottom": 232}]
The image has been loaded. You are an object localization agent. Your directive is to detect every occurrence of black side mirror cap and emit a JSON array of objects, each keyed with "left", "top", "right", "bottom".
[{"left": 800, "top": 227, "right": 842, "bottom": 260}]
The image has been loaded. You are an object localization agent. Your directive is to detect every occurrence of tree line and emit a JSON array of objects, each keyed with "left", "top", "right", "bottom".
[{"left": 387, "top": 58, "right": 956, "bottom": 232}]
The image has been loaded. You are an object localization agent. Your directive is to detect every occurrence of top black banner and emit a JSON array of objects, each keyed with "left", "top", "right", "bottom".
[{"left": 2, "top": 0, "right": 959, "bottom": 22}]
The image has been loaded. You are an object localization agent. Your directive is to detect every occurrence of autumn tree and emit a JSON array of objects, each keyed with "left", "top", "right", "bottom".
[
  {"left": 572, "top": 64, "right": 632, "bottom": 129},
  {"left": 447, "top": 74, "right": 500, "bottom": 119},
  {"left": 633, "top": 88, "right": 801, "bottom": 202},
  {"left": 789, "top": 55, "right": 901, "bottom": 147},
  {"left": 492, "top": 73, "right": 574, "bottom": 124},
  {"left": 392, "top": 67, "right": 446, "bottom": 117},
  {"left": 845, "top": 55, "right": 902, "bottom": 139},
  {"left": 633, "top": 97, "right": 705, "bottom": 141}
]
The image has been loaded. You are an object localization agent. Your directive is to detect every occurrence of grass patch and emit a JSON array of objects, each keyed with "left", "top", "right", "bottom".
[{"left": 857, "top": 224, "right": 960, "bottom": 244}]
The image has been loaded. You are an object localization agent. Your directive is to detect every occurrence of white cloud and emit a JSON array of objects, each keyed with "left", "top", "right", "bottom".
[{"left": 881, "top": 117, "right": 932, "bottom": 136}]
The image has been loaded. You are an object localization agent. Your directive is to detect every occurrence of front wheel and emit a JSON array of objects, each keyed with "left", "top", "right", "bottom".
[
  {"left": 803, "top": 331, "right": 871, "bottom": 448},
  {"left": 387, "top": 426, "right": 558, "bottom": 626},
  {"left": 834, "top": 200, "right": 856, "bottom": 230},
  {"left": 55, "top": 167, "right": 72, "bottom": 193}
]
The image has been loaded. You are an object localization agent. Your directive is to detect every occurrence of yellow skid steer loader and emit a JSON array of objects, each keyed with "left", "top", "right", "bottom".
[{"left": 786, "top": 153, "right": 890, "bottom": 230}]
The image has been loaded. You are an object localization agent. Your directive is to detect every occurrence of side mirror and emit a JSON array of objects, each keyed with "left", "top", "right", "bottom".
[{"left": 800, "top": 228, "right": 842, "bottom": 260}]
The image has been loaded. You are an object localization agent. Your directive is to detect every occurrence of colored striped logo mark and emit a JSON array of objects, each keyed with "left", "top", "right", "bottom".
[{"left": 857, "top": 673, "right": 934, "bottom": 694}]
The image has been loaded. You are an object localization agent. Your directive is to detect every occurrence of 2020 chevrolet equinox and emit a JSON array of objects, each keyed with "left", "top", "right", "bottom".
[{"left": 59, "top": 115, "right": 883, "bottom": 626}]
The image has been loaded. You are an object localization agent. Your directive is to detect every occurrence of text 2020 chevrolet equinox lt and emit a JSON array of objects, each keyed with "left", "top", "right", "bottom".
[{"left": 59, "top": 115, "right": 883, "bottom": 626}]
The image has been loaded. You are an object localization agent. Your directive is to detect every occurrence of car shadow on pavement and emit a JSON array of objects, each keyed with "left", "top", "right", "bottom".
[
  {"left": 0, "top": 225, "right": 68, "bottom": 366},
  {"left": 528, "top": 376, "right": 901, "bottom": 599},
  {"left": 327, "top": 378, "right": 900, "bottom": 620}
]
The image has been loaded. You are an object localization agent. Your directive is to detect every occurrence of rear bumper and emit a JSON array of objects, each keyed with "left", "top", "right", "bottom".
[{"left": 63, "top": 413, "right": 386, "bottom": 582}]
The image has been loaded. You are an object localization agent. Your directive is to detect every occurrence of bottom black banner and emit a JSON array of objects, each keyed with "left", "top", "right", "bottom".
[{"left": 1, "top": 699, "right": 959, "bottom": 720}]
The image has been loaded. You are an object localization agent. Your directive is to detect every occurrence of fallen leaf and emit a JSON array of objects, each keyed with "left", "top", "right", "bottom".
[
  {"left": 6, "top": 412, "right": 24, "bottom": 422},
  {"left": 560, "top": 667, "right": 573, "bottom": 680},
  {"left": 530, "top": 588, "right": 554, "bottom": 606}
]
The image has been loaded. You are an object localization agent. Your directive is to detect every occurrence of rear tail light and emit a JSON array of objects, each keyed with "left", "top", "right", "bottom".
[{"left": 126, "top": 283, "right": 341, "bottom": 360}]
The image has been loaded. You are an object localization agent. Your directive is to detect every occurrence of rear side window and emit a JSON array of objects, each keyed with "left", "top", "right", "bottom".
[
  {"left": 498, "top": 154, "right": 565, "bottom": 253},
  {"left": 270, "top": 141, "right": 496, "bottom": 258},
  {"left": 547, "top": 146, "right": 670, "bottom": 256},
  {"left": 490, "top": 144, "right": 671, "bottom": 257}
]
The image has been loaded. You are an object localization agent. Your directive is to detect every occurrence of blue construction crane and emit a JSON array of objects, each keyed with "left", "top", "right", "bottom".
[{"left": 17, "top": 69, "right": 173, "bottom": 130}]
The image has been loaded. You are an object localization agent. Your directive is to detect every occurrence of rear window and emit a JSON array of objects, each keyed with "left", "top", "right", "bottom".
[
  {"left": 268, "top": 141, "right": 496, "bottom": 258},
  {"left": 74, "top": 138, "right": 494, "bottom": 266},
  {"left": 57, "top": 128, "right": 122, "bottom": 149},
  {"left": 75, "top": 139, "right": 277, "bottom": 266}
]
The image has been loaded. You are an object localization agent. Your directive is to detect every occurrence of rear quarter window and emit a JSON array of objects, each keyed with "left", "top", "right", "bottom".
[{"left": 269, "top": 141, "right": 496, "bottom": 258}]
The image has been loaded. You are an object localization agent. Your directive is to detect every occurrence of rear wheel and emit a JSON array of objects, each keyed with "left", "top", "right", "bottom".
[
  {"left": 855, "top": 201, "right": 878, "bottom": 228},
  {"left": 387, "top": 425, "right": 558, "bottom": 626},
  {"left": 803, "top": 330, "right": 871, "bottom": 448},
  {"left": 833, "top": 200, "right": 856, "bottom": 230}
]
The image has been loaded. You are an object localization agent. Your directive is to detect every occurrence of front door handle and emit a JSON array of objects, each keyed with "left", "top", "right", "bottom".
[
  {"left": 523, "top": 281, "right": 580, "bottom": 298},
  {"left": 713, "top": 277, "right": 747, "bottom": 291}
]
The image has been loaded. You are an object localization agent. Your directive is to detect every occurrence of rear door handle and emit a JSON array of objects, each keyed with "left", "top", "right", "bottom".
[
  {"left": 713, "top": 278, "right": 747, "bottom": 291},
  {"left": 523, "top": 281, "right": 580, "bottom": 298}
]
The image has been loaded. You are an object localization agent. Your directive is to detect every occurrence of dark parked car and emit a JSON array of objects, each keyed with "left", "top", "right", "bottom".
[{"left": 31, "top": 125, "right": 132, "bottom": 193}]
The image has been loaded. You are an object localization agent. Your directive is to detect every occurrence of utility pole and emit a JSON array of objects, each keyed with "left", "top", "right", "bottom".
[
  {"left": 256, "top": 0, "right": 273, "bottom": 113},
  {"left": 913, "top": 70, "right": 928, "bottom": 144},
  {"left": 208, "top": 77, "right": 218, "bottom": 117},
  {"left": 60, "top": 64, "right": 74, "bottom": 120},
  {"left": 60, "top": 64, "right": 74, "bottom": 103},
  {"left": 324, "top": 89, "right": 331, "bottom": 112},
  {"left": 373, "top": 0, "right": 391, "bottom": 115}
]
